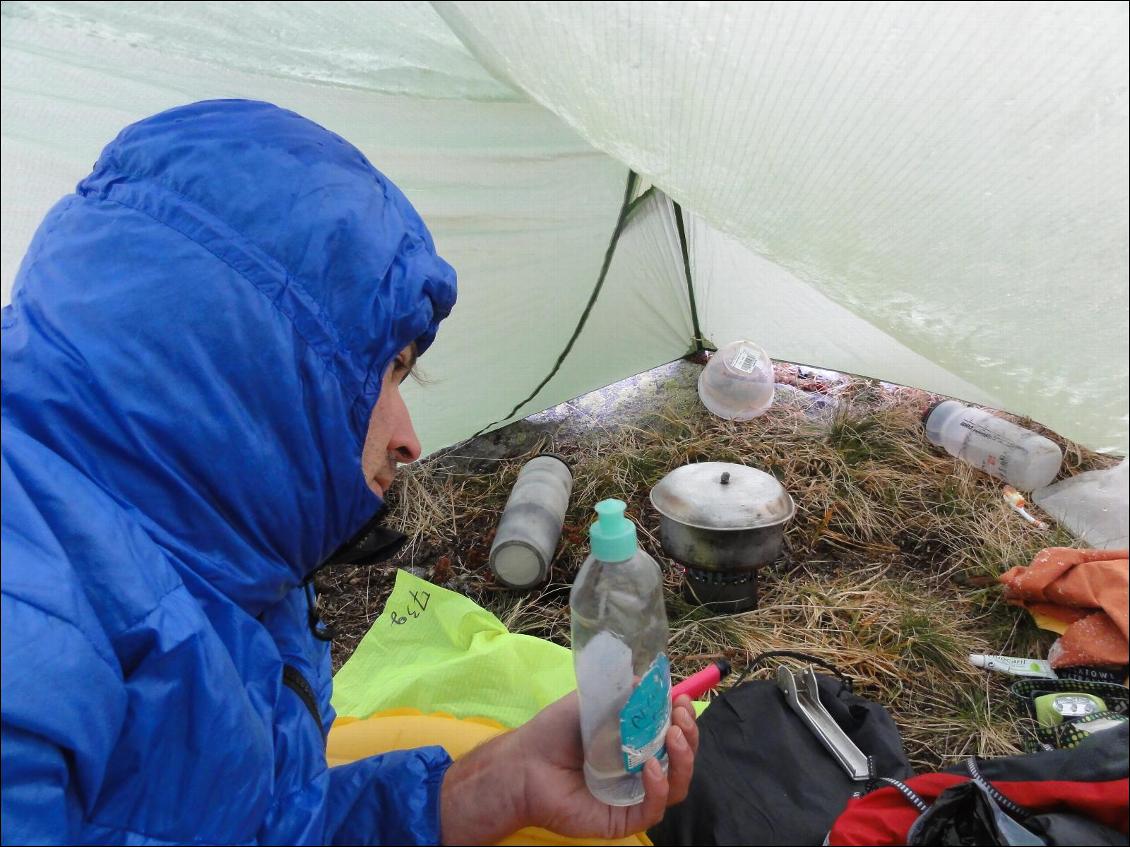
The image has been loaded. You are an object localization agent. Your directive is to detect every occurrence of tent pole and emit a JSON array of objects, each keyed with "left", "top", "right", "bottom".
[
  {"left": 624, "top": 185, "right": 656, "bottom": 218},
  {"left": 672, "top": 200, "right": 708, "bottom": 355},
  {"left": 471, "top": 169, "right": 640, "bottom": 437}
]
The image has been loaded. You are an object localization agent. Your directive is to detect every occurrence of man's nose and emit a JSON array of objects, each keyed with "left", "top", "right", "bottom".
[{"left": 390, "top": 397, "right": 422, "bottom": 464}]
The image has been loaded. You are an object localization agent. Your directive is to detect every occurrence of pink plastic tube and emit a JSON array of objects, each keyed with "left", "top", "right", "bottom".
[{"left": 671, "top": 659, "right": 732, "bottom": 701}]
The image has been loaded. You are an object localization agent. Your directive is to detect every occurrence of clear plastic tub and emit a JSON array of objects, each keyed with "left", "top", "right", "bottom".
[{"left": 697, "top": 340, "right": 775, "bottom": 421}]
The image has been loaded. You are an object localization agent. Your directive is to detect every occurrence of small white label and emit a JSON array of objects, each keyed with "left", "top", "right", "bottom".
[
  {"left": 729, "top": 346, "right": 760, "bottom": 374},
  {"left": 623, "top": 724, "right": 668, "bottom": 772}
]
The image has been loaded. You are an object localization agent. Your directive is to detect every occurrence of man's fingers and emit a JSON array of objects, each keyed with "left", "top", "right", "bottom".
[
  {"left": 664, "top": 724, "right": 695, "bottom": 806},
  {"left": 632, "top": 756, "right": 670, "bottom": 831},
  {"left": 672, "top": 696, "right": 700, "bottom": 756},
  {"left": 625, "top": 727, "right": 695, "bottom": 835}
]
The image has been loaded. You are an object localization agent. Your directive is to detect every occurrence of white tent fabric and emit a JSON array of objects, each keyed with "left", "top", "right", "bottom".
[
  {"left": 3, "top": 1, "right": 1127, "bottom": 454},
  {"left": 688, "top": 214, "right": 994, "bottom": 406}
]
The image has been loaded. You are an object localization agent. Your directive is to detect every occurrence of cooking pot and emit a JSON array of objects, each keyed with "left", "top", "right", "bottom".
[{"left": 649, "top": 462, "right": 795, "bottom": 570}]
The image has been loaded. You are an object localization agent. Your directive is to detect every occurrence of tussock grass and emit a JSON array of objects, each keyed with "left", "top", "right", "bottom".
[{"left": 318, "top": 361, "right": 1118, "bottom": 770}]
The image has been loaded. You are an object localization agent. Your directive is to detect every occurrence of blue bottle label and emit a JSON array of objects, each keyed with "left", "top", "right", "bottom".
[{"left": 620, "top": 653, "right": 671, "bottom": 773}]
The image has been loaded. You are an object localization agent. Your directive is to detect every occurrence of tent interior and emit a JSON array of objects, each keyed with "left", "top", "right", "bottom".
[
  {"left": 3, "top": 1, "right": 1127, "bottom": 458},
  {"left": 3, "top": 3, "right": 1130, "bottom": 837}
]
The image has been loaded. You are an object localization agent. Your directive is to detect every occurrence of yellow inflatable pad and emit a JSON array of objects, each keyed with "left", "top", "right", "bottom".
[{"left": 327, "top": 710, "right": 651, "bottom": 846}]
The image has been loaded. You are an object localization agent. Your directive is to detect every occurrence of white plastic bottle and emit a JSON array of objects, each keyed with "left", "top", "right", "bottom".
[
  {"left": 924, "top": 400, "right": 1062, "bottom": 491},
  {"left": 571, "top": 499, "right": 671, "bottom": 806}
]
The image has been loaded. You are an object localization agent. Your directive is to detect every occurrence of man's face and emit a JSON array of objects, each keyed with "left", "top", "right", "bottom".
[{"left": 360, "top": 344, "right": 422, "bottom": 498}]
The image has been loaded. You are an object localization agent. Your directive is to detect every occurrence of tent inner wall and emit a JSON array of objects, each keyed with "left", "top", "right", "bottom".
[
  {"left": 437, "top": 1, "right": 1130, "bottom": 453},
  {"left": 3, "top": 1, "right": 1127, "bottom": 452}
]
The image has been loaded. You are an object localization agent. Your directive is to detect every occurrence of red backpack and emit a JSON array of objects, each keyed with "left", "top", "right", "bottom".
[{"left": 829, "top": 725, "right": 1128, "bottom": 845}]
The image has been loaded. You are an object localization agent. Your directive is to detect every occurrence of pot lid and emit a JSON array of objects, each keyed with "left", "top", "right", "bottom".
[{"left": 650, "top": 462, "right": 795, "bottom": 530}]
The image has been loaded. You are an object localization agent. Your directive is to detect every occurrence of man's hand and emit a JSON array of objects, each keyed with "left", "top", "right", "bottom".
[
  {"left": 514, "top": 691, "right": 699, "bottom": 840},
  {"left": 440, "top": 692, "right": 698, "bottom": 845}
]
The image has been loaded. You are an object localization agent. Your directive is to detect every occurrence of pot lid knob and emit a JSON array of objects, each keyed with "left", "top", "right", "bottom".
[{"left": 721, "top": 472, "right": 731, "bottom": 485}]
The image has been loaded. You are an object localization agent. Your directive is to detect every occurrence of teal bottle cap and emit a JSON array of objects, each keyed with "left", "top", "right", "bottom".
[{"left": 589, "top": 499, "right": 638, "bottom": 562}]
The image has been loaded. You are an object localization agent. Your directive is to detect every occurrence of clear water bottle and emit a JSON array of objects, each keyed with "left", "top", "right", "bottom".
[
  {"left": 571, "top": 499, "right": 670, "bottom": 806},
  {"left": 924, "top": 400, "right": 1063, "bottom": 491}
]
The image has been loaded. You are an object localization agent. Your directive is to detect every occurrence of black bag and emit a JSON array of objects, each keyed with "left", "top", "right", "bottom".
[{"left": 650, "top": 655, "right": 913, "bottom": 846}]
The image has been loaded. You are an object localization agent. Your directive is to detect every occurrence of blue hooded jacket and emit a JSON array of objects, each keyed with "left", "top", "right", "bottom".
[{"left": 1, "top": 100, "right": 458, "bottom": 844}]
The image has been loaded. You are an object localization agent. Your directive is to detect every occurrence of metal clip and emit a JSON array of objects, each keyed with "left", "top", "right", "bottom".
[{"left": 777, "top": 665, "right": 871, "bottom": 780}]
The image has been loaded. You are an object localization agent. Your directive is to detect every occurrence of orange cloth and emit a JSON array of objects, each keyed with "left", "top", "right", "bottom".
[{"left": 999, "top": 547, "right": 1129, "bottom": 669}]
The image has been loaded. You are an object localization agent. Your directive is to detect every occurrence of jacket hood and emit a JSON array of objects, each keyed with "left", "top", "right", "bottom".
[{"left": 1, "top": 99, "right": 457, "bottom": 614}]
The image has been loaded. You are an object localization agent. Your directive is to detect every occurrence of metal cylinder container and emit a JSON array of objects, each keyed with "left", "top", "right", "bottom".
[{"left": 489, "top": 454, "right": 573, "bottom": 589}]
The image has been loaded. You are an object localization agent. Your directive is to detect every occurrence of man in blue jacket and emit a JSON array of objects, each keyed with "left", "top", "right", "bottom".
[{"left": 0, "top": 100, "right": 697, "bottom": 845}]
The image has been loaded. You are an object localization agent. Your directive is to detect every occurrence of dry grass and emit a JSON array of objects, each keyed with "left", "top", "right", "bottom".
[{"left": 317, "top": 361, "right": 1119, "bottom": 772}]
